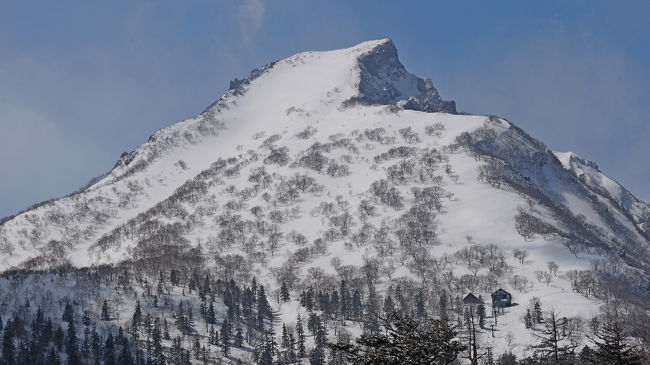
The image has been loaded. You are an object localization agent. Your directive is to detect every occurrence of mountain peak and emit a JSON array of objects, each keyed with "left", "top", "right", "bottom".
[
  {"left": 213, "top": 39, "right": 455, "bottom": 116},
  {"left": 346, "top": 38, "right": 397, "bottom": 55}
]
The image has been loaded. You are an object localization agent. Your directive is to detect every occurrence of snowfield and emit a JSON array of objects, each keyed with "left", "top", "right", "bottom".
[{"left": 1, "top": 38, "right": 648, "bottom": 362}]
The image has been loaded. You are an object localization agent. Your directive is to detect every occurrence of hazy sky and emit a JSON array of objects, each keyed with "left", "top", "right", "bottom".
[{"left": 1, "top": 1, "right": 649, "bottom": 218}]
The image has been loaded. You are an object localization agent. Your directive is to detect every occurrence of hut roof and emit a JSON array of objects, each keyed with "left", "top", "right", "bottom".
[{"left": 463, "top": 293, "right": 483, "bottom": 304}]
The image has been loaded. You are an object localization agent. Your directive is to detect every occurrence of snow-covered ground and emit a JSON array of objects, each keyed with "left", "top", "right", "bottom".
[{"left": 1, "top": 38, "right": 648, "bottom": 361}]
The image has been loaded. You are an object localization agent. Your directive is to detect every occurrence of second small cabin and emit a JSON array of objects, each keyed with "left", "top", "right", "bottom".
[{"left": 491, "top": 288, "right": 512, "bottom": 307}]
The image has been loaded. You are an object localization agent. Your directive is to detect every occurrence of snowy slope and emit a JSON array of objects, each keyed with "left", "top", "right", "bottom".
[
  {"left": 554, "top": 151, "right": 650, "bottom": 240},
  {"left": 0, "top": 39, "right": 457, "bottom": 270},
  {"left": 1, "top": 39, "right": 649, "bottom": 359}
]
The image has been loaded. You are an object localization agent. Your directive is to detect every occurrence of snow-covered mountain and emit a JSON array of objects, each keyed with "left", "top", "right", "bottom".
[{"left": 1, "top": 38, "right": 649, "bottom": 360}]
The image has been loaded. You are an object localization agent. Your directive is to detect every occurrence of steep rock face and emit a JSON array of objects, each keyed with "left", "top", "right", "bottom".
[{"left": 356, "top": 39, "right": 456, "bottom": 113}]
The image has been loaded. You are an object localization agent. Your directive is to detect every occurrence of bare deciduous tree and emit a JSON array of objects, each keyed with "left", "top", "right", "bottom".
[{"left": 513, "top": 248, "right": 529, "bottom": 264}]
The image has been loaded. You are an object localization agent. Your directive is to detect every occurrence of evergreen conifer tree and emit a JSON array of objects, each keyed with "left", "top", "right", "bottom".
[
  {"left": 192, "top": 336, "right": 201, "bottom": 360},
  {"left": 340, "top": 281, "right": 350, "bottom": 319},
  {"left": 258, "top": 285, "right": 272, "bottom": 321},
  {"left": 534, "top": 310, "right": 576, "bottom": 364},
  {"left": 383, "top": 295, "right": 395, "bottom": 316},
  {"left": 280, "top": 281, "right": 290, "bottom": 302},
  {"left": 104, "top": 333, "right": 115, "bottom": 365},
  {"left": 132, "top": 300, "right": 142, "bottom": 334},
  {"left": 151, "top": 318, "right": 164, "bottom": 365},
  {"left": 331, "top": 312, "right": 465, "bottom": 365},
  {"left": 90, "top": 325, "right": 101, "bottom": 364},
  {"left": 66, "top": 321, "right": 81, "bottom": 365},
  {"left": 525, "top": 309, "right": 533, "bottom": 329},
  {"left": 207, "top": 300, "right": 216, "bottom": 325},
  {"left": 2, "top": 322, "right": 15, "bottom": 365},
  {"left": 352, "top": 289, "right": 363, "bottom": 321},
  {"left": 101, "top": 300, "right": 111, "bottom": 321},
  {"left": 281, "top": 323, "right": 290, "bottom": 349},
  {"left": 583, "top": 317, "right": 642, "bottom": 365},
  {"left": 46, "top": 346, "right": 61, "bottom": 365},
  {"left": 296, "top": 314, "right": 306, "bottom": 358},
  {"left": 261, "top": 330, "right": 277, "bottom": 365},
  {"left": 118, "top": 343, "right": 135, "bottom": 365},
  {"left": 533, "top": 300, "right": 544, "bottom": 325},
  {"left": 54, "top": 326, "right": 65, "bottom": 352},
  {"left": 81, "top": 311, "right": 91, "bottom": 327},
  {"left": 81, "top": 327, "right": 91, "bottom": 359},
  {"left": 234, "top": 325, "right": 244, "bottom": 347},
  {"left": 62, "top": 303, "right": 74, "bottom": 324},
  {"left": 221, "top": 318, "right": 231, "bottom": 357}
]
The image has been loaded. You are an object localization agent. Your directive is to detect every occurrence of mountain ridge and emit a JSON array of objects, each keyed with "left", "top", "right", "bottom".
[
  {"left": 1, "top": 38, "right": 647, "bottom": 274},
  {"left": 1, "top": 39, "right": 649, "bottom": 360}
]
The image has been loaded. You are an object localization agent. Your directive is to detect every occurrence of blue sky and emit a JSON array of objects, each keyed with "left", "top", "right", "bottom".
[{"left": 1, "top": 1, "right": 649, "bottom": 218}]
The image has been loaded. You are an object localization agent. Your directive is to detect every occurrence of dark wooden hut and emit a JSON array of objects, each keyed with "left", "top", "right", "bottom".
[{"left": 491, "top": 288, "right": 512, "bottom": 307}]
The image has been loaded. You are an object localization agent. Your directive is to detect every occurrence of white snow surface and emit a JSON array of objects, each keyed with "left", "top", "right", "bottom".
[{"left": 1, "top": 39, "right": 649, "bottom": 360}]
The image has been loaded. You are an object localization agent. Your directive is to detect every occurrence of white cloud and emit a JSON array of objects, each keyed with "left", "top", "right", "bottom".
[{"left": 237, "top": 0, "right": 265, "bottom": 42}]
